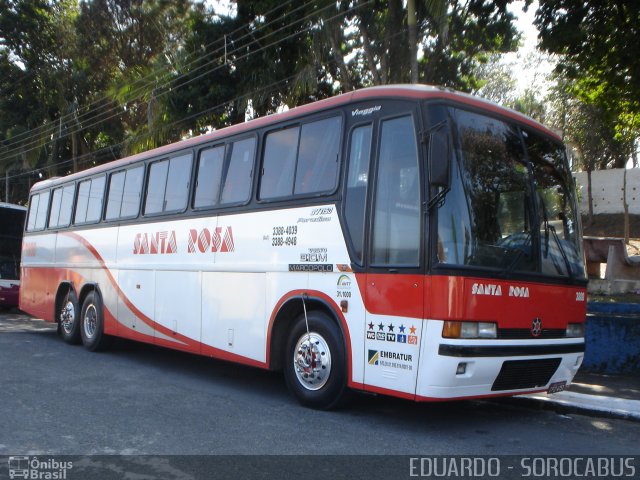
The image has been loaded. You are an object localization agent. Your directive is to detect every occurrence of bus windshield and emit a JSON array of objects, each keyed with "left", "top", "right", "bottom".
[{"left": 436, "top": 108, "right": 585, "bottom": 279}]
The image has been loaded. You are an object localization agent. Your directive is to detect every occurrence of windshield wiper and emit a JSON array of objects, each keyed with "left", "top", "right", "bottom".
[
  {"left": 548, "top": 223, "right": 574, "bottom": 280},
  {"left": 539, "top": 196, "right": 574, "bottom": 279}
]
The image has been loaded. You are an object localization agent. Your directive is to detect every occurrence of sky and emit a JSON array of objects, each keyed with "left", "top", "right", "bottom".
[{"left": 506, "top": 0, "right": 555, "bottom": 95}]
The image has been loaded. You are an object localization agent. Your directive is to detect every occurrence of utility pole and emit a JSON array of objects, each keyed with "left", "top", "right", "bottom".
[{"left": 408, "top": 0, "right": 418, "bottom": 84}]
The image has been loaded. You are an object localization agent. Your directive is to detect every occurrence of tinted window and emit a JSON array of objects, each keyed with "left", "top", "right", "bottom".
[
  {"left": 525, "top": 131, "right": 584, "bottom": 278},
  {"left": 75, "top": 180, "right": 91, "bottom": 224},
  {"left": 295, "top": 117, "right": 342, "bottom": 194},
  {"left": 436, "top": 109, "right": 532, "bottom": 271},
  {"left": 85, "top": 176, "right": 105, "bottom": 223},
  {"left": 260, "top": 127, "right": 299, "bottom": 199},
  {"left": 75, "top": 176, "right": 106, "bottom": 224},
  {"left": 105, "top": 171, "right": 125, "bottom": 220},
  {"left": 106, "top": 167, "right": 143, "bottom": 220},
  {"left": 26, "top": 194, "right": 41, "bottom": 231},
  {"left": 120, "top": 166, "right": 144, "bottom": 218},
  {"left": 49, "top": 184, "right": 75, "bottom": 228},
  {"left": 221, "top": 138, "right": 255, "bottom": 204},
  {"left": 371, "top": 116, "right": 420, "bottom": 266},
  {"left": 28, "top": 191, "right": 51, "bottom": 231},
  {"left": 145, "top": 154, "right": 192, "bottom": 215},
  {"left": 165, "top": 154, "right": 192, "bottom": 211},
  {"left": 194, "top": 145, "right": 225, "bottom": 208},
  {"left": 48, "top": 188, "right": 63, "bottom": 228},
  {"left": 145, "top": 160, "right": 169, "bottom": 215},
  {"left": 344, "top": 124, "right": 372, "bottom": 262}
]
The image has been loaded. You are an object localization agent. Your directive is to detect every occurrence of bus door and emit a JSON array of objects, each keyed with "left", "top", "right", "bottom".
[{"left": 344, "top": 102, "right": 425, "bottom": 396}]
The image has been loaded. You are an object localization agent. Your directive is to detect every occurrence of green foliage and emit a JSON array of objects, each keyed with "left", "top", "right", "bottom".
[
  {"left": 535, "top": 1, "right": 640, "bottom": 145},
  {"left": 0, "top": 0, "right": 524, "bottom": 204}
]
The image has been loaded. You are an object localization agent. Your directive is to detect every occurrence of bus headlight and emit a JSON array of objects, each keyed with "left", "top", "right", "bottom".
[
  {"left": 443, "top": 321, "right": 497, "bottom": 339},
  {"left": 566, "top": 323, "right": 585, "bottom": 338}
]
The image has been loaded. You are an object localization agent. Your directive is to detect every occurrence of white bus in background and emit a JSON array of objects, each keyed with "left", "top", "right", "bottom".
[
  {"left": 20, "top": 85, "right": 587, "bottom": 409},
  {"left": 0, "top": 202, "right": 27, "bottom": 309}
]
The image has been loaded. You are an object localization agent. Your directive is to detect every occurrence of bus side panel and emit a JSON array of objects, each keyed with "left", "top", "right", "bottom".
[
  {"left": 20, "top": 232, "right": 57, "bottom": 320},
  {"left": 201, "top": 272, "right": 267, "bottom": 362},
  {"left": 116, "top": 269, "right": 157, "bottom": 340},
  {"left": 155, "top": 270, "right": 202, "bottom": 351}
]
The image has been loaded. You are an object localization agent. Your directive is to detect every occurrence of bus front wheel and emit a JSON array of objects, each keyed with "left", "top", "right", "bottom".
[
  {"left": 58, "top": 289, "right": 81, "bottom": 345},
  {"left": 283, "top": 311, "right": 348, "bottom": 410},
  {"left": 80, "top": 291, "right": 111, "bottom": 352}
]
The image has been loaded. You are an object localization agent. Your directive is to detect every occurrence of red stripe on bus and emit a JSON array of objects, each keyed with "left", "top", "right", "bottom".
[
  {"left": 353, "top": 273, "right": 585, "bottom": 329},
  {"left": 59, "top": 232, "right": 268, "bottom": 368}
]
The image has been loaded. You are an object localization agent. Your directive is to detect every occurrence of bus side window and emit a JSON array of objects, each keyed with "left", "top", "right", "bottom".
[
  {"left": 344, "top": 124, "right": 373, "bottom": 263},
  {"left": 371, "top": 115, "right": 420, "bottom": 266},
  {"left": 145, "top": 160, "right": 169, "bottom": 215},
  {"left": 75, "top": 180, "right": 91, "bottom": 224},
  {"left": 48, "top": 187, "right": 63, "bottom": 229},
  {"left": 120, "top": 166, "right": 144, "bottom": 218},
  {"left": 48, "top": 185, "right": 74, "bottom": 228},
  {"left": 221, "top": 137, "right": 255, "bottom": 205},
  {"left": 260, "top": 127, "right": 299, "bottom": 200},
  {"left": 33, "top": 191, "right": 50, "bottom": 231},
  {"left": 295, "top": 117, "right": 342, "bottom": 195},
  {"left": 194, "top": 145, "right": 225, "bottom": 208},
  {"left": 86, "top": 176, "right": 105, "bottom": 223},
  {"left": 164, "top": 154, "right": 192, "bottom": 212},
  {"left": 106, "top": 171, "right": 126, "bottom": 220},
  {"left": 106, "top": 166, "right": 144, "bottom": 220},
  {"left": 26, "top": 194, "right": 41, "bottom": 231},
  {"left": 146, "top": 154, "right": 192, "bottom": 215}
]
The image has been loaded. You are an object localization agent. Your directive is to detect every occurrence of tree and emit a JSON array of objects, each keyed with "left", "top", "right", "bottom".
[
  {"left": 546, "top": 74, "right": 635, "bottom": 225},
  {"left": 535, "top": 1, "right": 640, "bottom": 149},
  {"left": 472, "top": 53, "right": 517, "bottom": 105}
]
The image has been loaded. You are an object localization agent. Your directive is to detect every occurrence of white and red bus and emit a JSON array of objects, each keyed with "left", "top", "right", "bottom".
[
  {"left": 1, "top": 202, "right": 27, "bottom": 308},
  {"left": 20, "top": 85, "right": 587, "bottom": 409}
]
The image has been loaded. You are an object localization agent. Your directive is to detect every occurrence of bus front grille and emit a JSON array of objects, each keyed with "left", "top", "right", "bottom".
[{"left": 491, "top": 358, "right": 561, "bottom": 391}]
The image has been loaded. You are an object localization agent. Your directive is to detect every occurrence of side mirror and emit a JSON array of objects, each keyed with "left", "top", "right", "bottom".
[{"left": 429, "top": 124, "right": 451, "bottom": 188}]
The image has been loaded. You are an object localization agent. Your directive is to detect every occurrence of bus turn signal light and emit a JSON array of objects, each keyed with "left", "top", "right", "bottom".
[{"left": 442, "top": 321, "right": 497, "bottom": 339}]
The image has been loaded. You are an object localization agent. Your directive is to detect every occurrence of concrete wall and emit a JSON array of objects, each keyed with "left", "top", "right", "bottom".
[
  {"left": 573, "top": 168, "right": 640, "bottom": 215},
  {"left": 583, "top": 302, "right": 640, "bottom": 373}
]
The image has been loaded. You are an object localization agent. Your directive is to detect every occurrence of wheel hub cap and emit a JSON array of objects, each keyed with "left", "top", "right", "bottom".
[
  {"left": 60, "top": 301, "right": 75, "bottom": 334},
  {"left": 293, "top": 332, "right": 331, "bottom": 391}
]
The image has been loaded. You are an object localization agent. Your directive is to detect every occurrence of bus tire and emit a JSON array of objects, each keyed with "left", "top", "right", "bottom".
[
  {"left": 58, "top": 289, "right": 81, "bottom": 345},
  {"left": 283, "top": 311, "right": 349, "bottom": 410},
  {"left": 80, "top": 291, "right": 112, "bottom": 352}
]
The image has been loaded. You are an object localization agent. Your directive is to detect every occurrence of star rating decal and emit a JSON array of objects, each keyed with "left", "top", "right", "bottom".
[{"left": 366, "top": 322, "right": 419, "bottom": 344}]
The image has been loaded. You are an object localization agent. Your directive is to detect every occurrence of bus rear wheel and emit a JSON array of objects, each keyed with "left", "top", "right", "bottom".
[
  {"left": 58, "top": 289, "right": 81, "bottom": 345},
  {"left": 283, "top": 311, "right": 348, "bottom": 410},
  {"left": 80, "top": 291, "right": 111, "bottom": 352}
]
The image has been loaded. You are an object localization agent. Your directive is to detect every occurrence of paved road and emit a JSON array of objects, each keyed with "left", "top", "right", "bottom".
[{"left": 1, "top": 311, "right": 639, "bottom": 456}]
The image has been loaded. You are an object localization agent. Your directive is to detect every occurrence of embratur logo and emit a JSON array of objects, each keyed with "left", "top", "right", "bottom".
[{"left": 368, "top": 349, "right": 379, "bottom": 365}]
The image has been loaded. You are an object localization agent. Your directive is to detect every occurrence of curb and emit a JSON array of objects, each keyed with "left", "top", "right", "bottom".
[{"left": 506, "top": 391, "right": 640, "bottom": 422}]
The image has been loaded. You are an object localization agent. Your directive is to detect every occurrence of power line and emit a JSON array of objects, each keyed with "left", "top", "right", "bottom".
[
  {"left": 0, "top": 0, "right": 358, "bottom": 164},
  {"left": 0, "top": 0, "right": 318, "bottom": 152},
  {"left": 4, "top": 0, "right": 382, "bottom": 184}
]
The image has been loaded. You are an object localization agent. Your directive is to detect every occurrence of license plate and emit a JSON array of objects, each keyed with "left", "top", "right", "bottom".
[{"left": 547, "top": 381, "right": 567, "bottom": 394}]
